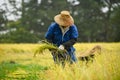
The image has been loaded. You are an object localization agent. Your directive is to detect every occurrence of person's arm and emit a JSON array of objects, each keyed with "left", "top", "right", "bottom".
[
  {"left": 45, "top": 23, "right": 55, "bottom": 43},
  {"left": 62, "top": 38, "right": 77, "bottom": 50}
]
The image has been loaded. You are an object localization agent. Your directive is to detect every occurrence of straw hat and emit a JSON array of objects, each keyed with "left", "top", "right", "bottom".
[{"left": 54, "top": 10, "right": 74, "bottom": 27}]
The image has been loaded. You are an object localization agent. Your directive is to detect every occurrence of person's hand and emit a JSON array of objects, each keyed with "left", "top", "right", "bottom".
[{"left": 58, "top": 45, "right": 64, "bottom": 50}]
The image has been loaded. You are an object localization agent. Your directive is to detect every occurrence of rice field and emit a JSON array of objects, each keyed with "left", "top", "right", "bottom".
[{"left": 0, "top": 43, "right": 120, "bottom": 80}]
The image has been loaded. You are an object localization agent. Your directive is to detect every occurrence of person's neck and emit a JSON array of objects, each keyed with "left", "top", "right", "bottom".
[{"left": 61, "top": 26, "right": 69, "bottom": 29}]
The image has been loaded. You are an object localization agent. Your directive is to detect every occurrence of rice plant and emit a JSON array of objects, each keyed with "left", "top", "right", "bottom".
[
  {"left": 0, "top": 43, "right": 120, "bottom": 80},
  {"left": 34, "top": 40, "right": 68, "bottom": 57}
]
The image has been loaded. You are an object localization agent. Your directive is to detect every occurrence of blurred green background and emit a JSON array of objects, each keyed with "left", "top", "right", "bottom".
[{"left": 0, "top": 0, "right": 120, "bottom": 43}]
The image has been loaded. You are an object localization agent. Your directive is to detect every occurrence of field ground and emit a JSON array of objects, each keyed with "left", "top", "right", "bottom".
[{"left": 0, "top": 43, "right": 120, "bottom": 80}]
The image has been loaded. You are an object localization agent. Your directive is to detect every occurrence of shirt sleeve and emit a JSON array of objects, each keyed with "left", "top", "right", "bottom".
[
  {"left": 45, "top": 23, "right": 55, "bottom": 43},
  {"left": 62, "top": 38, "right": 77, "bottom": 50},
  {"left": 70, "top": 25, "right": 79, "bottom": 39}
]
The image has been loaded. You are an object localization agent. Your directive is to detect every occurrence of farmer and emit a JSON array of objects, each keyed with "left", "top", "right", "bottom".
[{"left": 45, "top": 10, "right": 79, "bottom": 64}]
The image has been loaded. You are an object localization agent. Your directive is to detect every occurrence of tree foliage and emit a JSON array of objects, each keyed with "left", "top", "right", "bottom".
[{"left": 0, "top": 0, "right": 120, "bottom": 43}]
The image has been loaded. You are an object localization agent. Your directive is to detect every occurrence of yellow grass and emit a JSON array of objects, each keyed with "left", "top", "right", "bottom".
[{"left": 0, "top": 43, "right": 120, "bottom": 80}]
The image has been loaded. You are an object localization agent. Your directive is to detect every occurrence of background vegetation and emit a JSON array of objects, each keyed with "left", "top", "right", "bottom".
[{"left": 0, "top": 0, "right": 120, "bottom": 43}]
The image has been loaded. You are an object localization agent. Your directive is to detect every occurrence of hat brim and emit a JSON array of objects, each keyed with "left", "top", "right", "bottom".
[{"left": 54, "top": 14, "right": 74, "bottom": 26}]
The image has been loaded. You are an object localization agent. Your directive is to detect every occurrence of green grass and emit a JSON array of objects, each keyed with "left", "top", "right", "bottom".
[
  {"left": 0, "top": 61, "right": 48, "bottom": 80},
  {"left": 0, "top": 43, "right": 120, "bottom": 80}
]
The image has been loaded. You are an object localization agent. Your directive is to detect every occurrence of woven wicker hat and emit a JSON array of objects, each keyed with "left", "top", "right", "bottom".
[{"left": 54, "top": 10, "right": 74, "bottom": 26}]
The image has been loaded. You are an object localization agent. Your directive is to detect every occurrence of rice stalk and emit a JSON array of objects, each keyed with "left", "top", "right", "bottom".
[{"left": 34, "top": 41, "right": 67, "bottom": 57}]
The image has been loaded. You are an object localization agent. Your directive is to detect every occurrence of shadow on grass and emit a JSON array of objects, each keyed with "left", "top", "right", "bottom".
[{"left": 0, "top": 61, "right": 48, "bottom": 80}]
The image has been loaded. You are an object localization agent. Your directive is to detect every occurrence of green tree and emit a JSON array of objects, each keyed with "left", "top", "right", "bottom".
[
  {"left": 1, "top": 0, "right": 120, "bottom": 43},
  {"left": 111, "top": 6, "right": 120, "bottom": 41}
]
